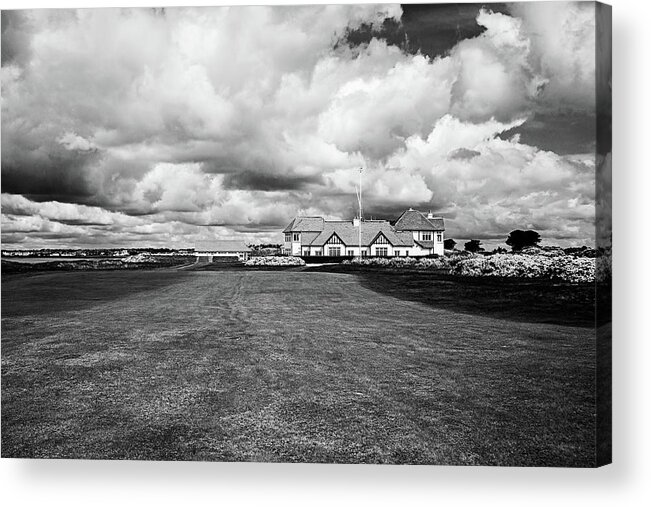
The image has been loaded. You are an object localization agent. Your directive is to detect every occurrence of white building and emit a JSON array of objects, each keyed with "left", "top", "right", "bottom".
[
  {"left": 282, "top": 209, "right": 445, "bottom": 257},
  {"left": 195, "top": 240, "right": 252, "bottom": 261}
]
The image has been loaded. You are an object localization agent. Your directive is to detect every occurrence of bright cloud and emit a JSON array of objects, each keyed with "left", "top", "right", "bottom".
[{"left": 1, "top": 3, "right": 601, "bottom": 248}]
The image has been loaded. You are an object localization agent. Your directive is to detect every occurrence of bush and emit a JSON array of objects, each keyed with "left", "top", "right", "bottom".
[
  {"left": 122, "top": 253, "right": 158, "bottom": 263},
  {"left": 519, "top": 246, "right": 566, "bottom": 257},
  {"left": 342, "top": 257, "right": 449, "bottom": 270},
  {"left": 245, "top": 256, "right": 305, "bottom": 267},
  {"left": 450, "top": 254, "right": 595, "bottom": 283},
  {"left": 341, "top": 252, "right": 597, "bottom": 283}
]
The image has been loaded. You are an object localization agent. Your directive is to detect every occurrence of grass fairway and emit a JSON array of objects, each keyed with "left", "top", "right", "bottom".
[{"left": 1, "top": 269, "right": 596, "bottom": 465}]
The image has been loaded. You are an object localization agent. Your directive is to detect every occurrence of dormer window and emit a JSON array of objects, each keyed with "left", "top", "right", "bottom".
[
  {"left": 284, "top": 233, "right": 291, "bottom": 242},
  {"left": 293, "top": 233, "right": 300, "bottom": 242},
  {"left": 422, "top": 232, "right": 432, "bottom": 241}
]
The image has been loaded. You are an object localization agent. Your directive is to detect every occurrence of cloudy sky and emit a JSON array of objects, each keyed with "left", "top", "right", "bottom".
[{"left": 1, "top": 2, "right": 608, "bottom": 249}]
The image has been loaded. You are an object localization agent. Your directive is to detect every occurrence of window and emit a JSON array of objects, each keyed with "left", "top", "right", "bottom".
[
  {"left": 394, "top": 250, "right": 400, "bottom": 256},
  {"left": 376, "top": 247, "right": 388, "bottom": 257},
  {"left": 293, "top": 233, "right": 300, "bottom": 242},
  {"left": 303, "top": 249, "right": 310, "bottom": 256},
  {"left": 374, "top": 234, "right": 389, "bottom": 244},
  {"left": 361, "top": 250, "right": 368, "bottom": 257},
  {"left": 422, "top": 232, "right": 432, "bottom": 241},
  {"left": 284, "top": 233, "right": 291, "bottom": 242},
  {"left": 314, "top": 250, "right": 322, "bottom": 256},
  {"left": 347, "top": 250, "right": 354, "bottom": 256},
  {"left": 328, "top": 247, "right": 341, "bottom": 256},
  {"left": 437, "top": 233, "right": 442, "bottom": 242},
  {"left": 406, "top": 250, "right": 409, "bottom": 256},
  {"left": 326, "top": 234, "right": 343, "bottom": 244}
]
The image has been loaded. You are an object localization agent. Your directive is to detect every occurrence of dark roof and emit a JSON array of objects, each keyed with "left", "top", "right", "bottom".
[
  {"left": 427, "top": 217, "right": 445, "bottom": 230},
  {"left": 300, "top": 231, "right": 322, "bottom": 245},
  {"left": 195, "top": 240, "right": 251, "bottom": 252},
  {"left": 283, "top": 217, "right": 324, "bottom": 233},
  {"left": 394, "top": 209, "right": 445, "bottom": 231},
  {"left": 307, "top": 221, "right": 414, "bottom": 247},
  {"left": 414, "top": 240, "right": 435, "bottom": 249}
]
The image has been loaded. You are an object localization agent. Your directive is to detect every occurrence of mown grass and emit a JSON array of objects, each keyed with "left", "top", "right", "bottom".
[{"left": 1, "top": 269, "right": 596, "bottom": 465}]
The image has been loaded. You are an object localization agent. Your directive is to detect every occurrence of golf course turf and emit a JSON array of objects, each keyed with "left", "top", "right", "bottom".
[{"left": 1, "top": 268, "right": 596, "bottom": 465}]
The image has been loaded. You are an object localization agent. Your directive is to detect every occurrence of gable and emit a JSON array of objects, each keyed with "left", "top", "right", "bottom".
[
  {"left": 324, "top": 232, "right": 345, "bottom": 245},
  {"left": 371, "top": 232, "right": 392, "bottom": 245}
]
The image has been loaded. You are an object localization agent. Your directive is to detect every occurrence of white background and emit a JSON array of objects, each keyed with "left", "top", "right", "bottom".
[{"left": 0, "top": 0, "right": 648, "bottom": 505}]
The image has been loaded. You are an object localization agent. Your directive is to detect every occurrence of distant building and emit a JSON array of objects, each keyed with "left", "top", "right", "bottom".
[
  {"left": 195, "top": 240, "right": 252, "bottom": 261},
  {"left": 282, "top": 208, "right": 445, "bottom": 257}
]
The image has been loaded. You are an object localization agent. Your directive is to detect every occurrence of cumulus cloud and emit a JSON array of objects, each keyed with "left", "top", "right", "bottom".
[
  {"left": 1, "top": 3, "right": 601, "bottom": 248},
  {"left": 510, "top": 1, "right": 596, "bottom": 112},
  {"left": 449, "top": 9, "right": 547, "bottom": 122},
  {"left": 58, "top": 132, "right": 97, "bottom": 152}
]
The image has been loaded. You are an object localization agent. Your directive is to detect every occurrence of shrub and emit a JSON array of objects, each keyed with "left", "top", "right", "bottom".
[
  {"left": 342, "top": 257, "right": 449, "bottom": 270},
  {"left": 341, "top": 252, "right": 597, "bottom": 283},
  {"left": 245, "top": 256, "right": 305, "bottom": 267},
  {"left": 450, "top": 254, "right": 595, "bottom": 283},
  {"left": 122, "top": 253, "right": 158, "bottom": 263}
]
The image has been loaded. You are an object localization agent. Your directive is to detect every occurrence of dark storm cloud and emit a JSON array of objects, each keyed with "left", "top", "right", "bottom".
[
  {"left": 1, "top": 4, "right": 602, "bottom": 248},
  {"left": 499, "top": 112, "right": 597, "bottom": 155},
  {"left": 1, "top": 148, "right": 99, "bottom": 203},
  {"left": 335, "top": 17, "right": 409, "bottom": 53},
  {"left": 338, "top": 3, "right": 510, "bottom": 59},
  {"left": 222, "top": 171, "right": 323, "bottom": 192},
  {"left": 52, "top": 218, "right": 112, "bottom": 226},
  {"left": 400, "top": 3, "right": 510, "bottom": 58},
  {"left": 1, "top": 11, "right": 31, "bottom": 66}
]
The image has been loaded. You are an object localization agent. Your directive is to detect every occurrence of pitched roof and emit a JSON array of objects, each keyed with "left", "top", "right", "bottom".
[
  {"left": 427, "top": 217, "right": 445, "bottom": 230},
  {"left": 309, "top": 221, "right": 415, "bottom": 247},
  {"left": 283, "top": 217, "right": 324, "bottom": 233},
  {"left": 414, "top": 240, "right": 435, "bottom": 249},
  {"left": 300, "top": 231, "right": 322, "bottom": 245},
  {"left": 195, "top": 240, "right": 251, "bottom": 253},
  {"left": 394, "top": 209, "right": 445, "bottom": 231}
]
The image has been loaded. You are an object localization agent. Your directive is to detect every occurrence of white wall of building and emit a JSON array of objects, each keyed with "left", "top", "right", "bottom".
[{"left": 282, "top": 231, "right": 445, "bottom": 256}]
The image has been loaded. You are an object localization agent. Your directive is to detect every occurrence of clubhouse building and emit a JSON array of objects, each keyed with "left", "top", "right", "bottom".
[{"left": 282, "top": 208, "right": 445, "bottom": 257}]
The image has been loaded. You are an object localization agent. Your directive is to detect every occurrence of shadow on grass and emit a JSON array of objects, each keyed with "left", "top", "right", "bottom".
[
  {"left": 308, "top": 265, "right": 597, "bottom": 328},
  {"left": 1, "top": 270, "right": 192, "bottom": 317}
]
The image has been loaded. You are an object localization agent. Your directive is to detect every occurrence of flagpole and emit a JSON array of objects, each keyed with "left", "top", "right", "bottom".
[{"left": 358, "top": 167, "right": 363, "bottom": 260}]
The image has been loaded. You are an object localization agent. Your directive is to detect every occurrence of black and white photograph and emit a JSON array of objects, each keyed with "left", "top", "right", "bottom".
[{"left": 2, "top": 1, "right": 611, "bottom": 468}]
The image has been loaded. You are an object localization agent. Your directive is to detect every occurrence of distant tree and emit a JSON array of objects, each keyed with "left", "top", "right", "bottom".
[
  {"left": 492, "top": 247, "right": 508, "bottom": 254},
  {"left": 464, "top": 239, "right": 483, "bottom": 253},
  {"left": 443, "top": 239, "right": 457, "bottom": 250},
  {"left": 506, "top": 230, "right": 541, "bottom": 251}
]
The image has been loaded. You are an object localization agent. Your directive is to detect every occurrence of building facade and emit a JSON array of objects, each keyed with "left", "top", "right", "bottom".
[{"left": 282, "top": 209, "right": 445, "bottom": 257}]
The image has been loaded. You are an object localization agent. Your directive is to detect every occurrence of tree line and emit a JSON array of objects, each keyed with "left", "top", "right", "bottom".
[{"left": 444, "top": 230, "right": 542, "bottom": 253}]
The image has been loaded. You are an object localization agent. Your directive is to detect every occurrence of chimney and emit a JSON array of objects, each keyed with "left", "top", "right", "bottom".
[
  {"left": 353, "top": 217, "right": 360, "bottom": 227},
  {"left": 427, "top": 211, "right": 434, "bottom": 219}
]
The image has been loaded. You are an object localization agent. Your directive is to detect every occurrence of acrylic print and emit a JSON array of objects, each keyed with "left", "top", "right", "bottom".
[{"left": 1, "top": 2, "right": 611, "bottom": 466}]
